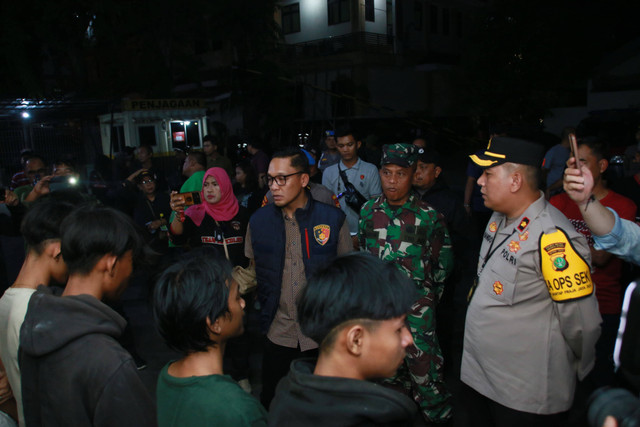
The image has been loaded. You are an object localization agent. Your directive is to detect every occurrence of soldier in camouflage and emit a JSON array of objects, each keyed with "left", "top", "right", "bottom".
[{"left": 358, "top": 143, "right": 454, "bottom": 423}]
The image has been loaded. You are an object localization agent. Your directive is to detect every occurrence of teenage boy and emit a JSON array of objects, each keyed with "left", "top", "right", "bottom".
[
  {"left": 19, "top": 206, "right": 155, "bottom": 427},
  {"left": 269, "top": 252, "right": 418, "bottom": 426},
  {"left": 0, "top": 196, "right": 77, "bottom": 427},
  {"left": 322, "top": 127, "right": 381, "bottom": 249},
  {"left": 153, "top": 250, "right": 267, "bottom": 427}
]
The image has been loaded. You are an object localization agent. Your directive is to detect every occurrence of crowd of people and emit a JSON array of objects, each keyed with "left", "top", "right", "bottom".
[{"left": 0, "top": 125, "right": 638, "bottom": 426}]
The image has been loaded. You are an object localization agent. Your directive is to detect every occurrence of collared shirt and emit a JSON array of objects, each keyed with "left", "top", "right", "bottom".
[
  {"left": 317, "top": 151, "right": 340, "bottom": 171},
  {"left": 461, "top": 194, "right": 601, "bottom": 414},
  {"left": 245, "top": 202, "right": 352, "bottom": 351},
  {"left": 322, "top": 158, "right": 381, "bottom": 234}
]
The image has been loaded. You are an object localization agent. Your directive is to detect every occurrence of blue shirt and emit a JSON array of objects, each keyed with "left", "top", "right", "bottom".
[
  {"left": 322, "top": 158, "right": 381, "bottom": 234},
  {"left": 594, "top": 208, "right": 640, "bottom": 266}
]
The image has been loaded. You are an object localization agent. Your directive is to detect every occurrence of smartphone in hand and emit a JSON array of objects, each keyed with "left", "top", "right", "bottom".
[
  {"left": 569, "top": 133, "right": 581, "bottom": 175},
  {"left": 175, "top": 191, "right": 202, "bottom": 206}
]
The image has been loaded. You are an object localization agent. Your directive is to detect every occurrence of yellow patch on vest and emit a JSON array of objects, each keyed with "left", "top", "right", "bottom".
[{"left": 540, "top": 229, "right": 593, "bottom": 302}]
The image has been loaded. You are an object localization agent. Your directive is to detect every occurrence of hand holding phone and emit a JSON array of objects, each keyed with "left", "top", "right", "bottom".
[
  {"left": 174, "top": 192, "right": 201, "bottom": 207},
  {"left": 568, "top": 133, "right": 581, "bottom": 175}
]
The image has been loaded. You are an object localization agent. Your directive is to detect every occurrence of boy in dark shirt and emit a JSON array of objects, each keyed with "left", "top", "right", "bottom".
[
  {"left": 269, "top": 252, "right": 418, "bottom": 426},
  {"left": 20, "top": 206, "right": 155, "bottom": 427}
]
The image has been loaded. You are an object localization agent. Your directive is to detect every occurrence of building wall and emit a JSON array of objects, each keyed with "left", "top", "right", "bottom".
[{"left": 281, "top": 0, "right": 390, "bottom": 44}]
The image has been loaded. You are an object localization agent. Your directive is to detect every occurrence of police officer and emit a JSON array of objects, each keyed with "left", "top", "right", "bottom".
[
  {"left": 461, "top": 137, "right": 602, "bottom": 426},
  {"left": 359, "top": 143, "right": 454, "bottom": 423}
]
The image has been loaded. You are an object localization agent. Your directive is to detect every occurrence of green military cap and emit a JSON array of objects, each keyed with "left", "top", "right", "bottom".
[
  {"left": 469, "top": 136, "right": 545, "bottom": 168},
  {"left": 381, "top": 143, "right": 420, "bottom": 168}
]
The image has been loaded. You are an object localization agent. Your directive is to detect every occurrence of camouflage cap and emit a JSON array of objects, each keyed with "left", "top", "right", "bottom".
[{"left": 381, "top": 143, "right": 420, "bottom": 168}]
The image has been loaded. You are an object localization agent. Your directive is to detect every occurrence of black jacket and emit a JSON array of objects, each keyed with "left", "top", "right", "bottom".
[
  {"left": 19, "top": 287, "right": 156, "bottom": 427},
  {"left": 268, "top": 359, "right": 416, "bottom": 426}
]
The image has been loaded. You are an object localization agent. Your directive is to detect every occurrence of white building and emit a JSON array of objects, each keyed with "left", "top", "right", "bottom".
[{"left": 275, "top": 0, "right": 486, "bottom": 123}]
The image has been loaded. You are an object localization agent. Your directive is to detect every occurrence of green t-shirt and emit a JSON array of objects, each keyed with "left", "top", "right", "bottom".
[{"left": 156, "top": 363, "right": 267, "bottom": 427}]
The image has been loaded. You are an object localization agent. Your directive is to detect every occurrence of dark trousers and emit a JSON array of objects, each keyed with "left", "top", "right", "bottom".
[
  {"left": 260, "top": 338, "right": 317, "bottom": 410},
  {"left": 460, "top": 383, "right": 567, "bottom": 427}
]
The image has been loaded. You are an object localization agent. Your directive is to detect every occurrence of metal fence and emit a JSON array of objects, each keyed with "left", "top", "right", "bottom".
[{"left": 0, "top": 122, "right": 98, "bottom": 186}]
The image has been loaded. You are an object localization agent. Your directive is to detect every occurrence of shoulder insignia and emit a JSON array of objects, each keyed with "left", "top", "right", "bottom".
[
  {"left": 489, "top": 221, "right": 498, "bottom": 233},
  {"left": 261, "top": 195, "right": 269, "bottom": 207},
  {"left": 508, "top": 240, "right": 520, "bottom": 253},
  {"left": 314, "top": 224, "right": 330, "bottom": 245},
  {"left": 539, "top": 228, "right": 593, "bottom": 302},
  {"left": 519, "top": 230, "right": 529, "bottom": 241},
  {"left": 517, "top": 217, "right": 530, "bottom": 232}
]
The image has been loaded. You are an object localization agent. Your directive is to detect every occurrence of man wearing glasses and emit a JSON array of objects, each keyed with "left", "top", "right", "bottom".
[
  {"left": 14, "top": 155, "right": 49, "bottom": 202},
  {"left": 245, "top": 147, "right": 352, "bottom": 408}
]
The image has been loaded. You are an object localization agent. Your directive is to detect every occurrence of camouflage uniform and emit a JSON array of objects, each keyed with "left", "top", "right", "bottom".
[{"left": 359, "top": 192, "right": 454, "bottom": 423}]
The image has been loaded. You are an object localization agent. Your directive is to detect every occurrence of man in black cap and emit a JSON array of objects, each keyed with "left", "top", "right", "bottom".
[{"left": 461, "top": 137, "right": 601, "bottom": 426}]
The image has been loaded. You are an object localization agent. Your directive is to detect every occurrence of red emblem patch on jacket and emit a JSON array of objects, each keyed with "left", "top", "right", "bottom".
[
  {"left": 508, "top": 240, "right": 520, "bottom": 253},
  {"left": 489, "top": 222, "right": 498, "bottom": 233},
  {"left": 313, "top": 224, "right": 330, "bottom": 245}
]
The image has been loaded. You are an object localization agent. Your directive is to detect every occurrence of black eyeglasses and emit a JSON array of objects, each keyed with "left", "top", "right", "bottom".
[{"left": 267, "top": 172, "right": 303, "bottom": 186}]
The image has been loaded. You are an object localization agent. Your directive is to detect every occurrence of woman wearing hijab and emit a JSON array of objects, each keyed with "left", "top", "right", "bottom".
[
  {"left": 169, "top": 168, "right": 248, "bottom": 267},
  {"left": 169, "top": 167, "right": 253, "bottom": 390}
]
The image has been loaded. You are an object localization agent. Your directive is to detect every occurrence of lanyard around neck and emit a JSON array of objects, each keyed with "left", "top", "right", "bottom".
[{"left": 479, "top": 218, "right": 517, "bottom": 273}]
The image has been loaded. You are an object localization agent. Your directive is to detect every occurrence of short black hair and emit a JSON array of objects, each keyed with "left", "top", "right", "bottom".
[
  {"left": 335, "top": 126, "right": 360, "bottom": 142},
  {"left": 272, "top": 147, "right": 310, "bottom": 175},
  {"left": 153, "top": 249, "right": 233, "bottom": 354},
  {"left": 578, "top": 136, "right": 609, "bottom": 161},
  {"left": 60, "top": 206, "right": 146, "bottom": 275},
  {"left": 21, "top": 196, "right": 78, "bottom": 254},
  {"left": 298, "top": 252, "right": 416, "bottom": 349},
  {"left": 189, "top": 151, "right": 207, "bottom": 169}
]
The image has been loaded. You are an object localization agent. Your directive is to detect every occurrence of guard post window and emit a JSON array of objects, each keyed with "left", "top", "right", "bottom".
[
  {"left": 328, "top": 0, "right": 350, "bottom": 25},
  {"left": 282, "top": 3, "right": 301, "bottom": 34}
]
